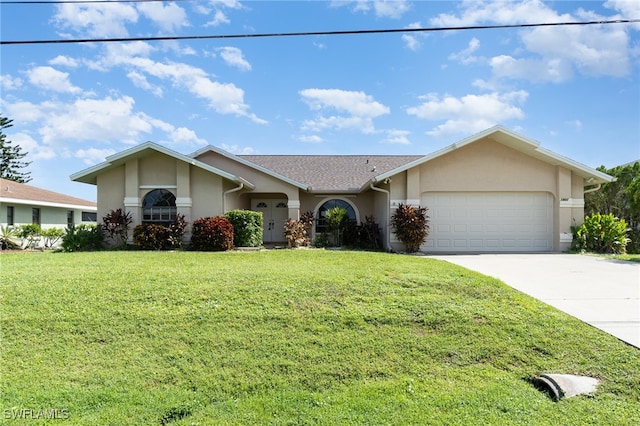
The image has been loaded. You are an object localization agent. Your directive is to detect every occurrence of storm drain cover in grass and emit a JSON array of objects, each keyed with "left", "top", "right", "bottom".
[{"left": 535, "top": 373, "right": 600, "bottom": 401}]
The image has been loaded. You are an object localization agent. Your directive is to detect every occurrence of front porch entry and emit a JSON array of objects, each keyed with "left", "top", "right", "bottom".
[{"left": 251, "top": 199, "right": 288, "bottom": 243}]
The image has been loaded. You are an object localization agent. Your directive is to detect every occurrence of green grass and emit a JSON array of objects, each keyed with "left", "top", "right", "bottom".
[{"left": 1, "top": 250, "right": 639, "bottom": 425}]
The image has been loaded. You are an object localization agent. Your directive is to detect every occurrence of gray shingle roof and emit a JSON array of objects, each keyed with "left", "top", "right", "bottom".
[{"left": 238, "top": 155, "right": 422, "bottom": 192}]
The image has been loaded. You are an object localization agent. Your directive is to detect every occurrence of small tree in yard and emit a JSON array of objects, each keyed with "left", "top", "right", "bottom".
[
  {"left": 0, "top": 115, "right": 32, "bottom": 183},
  {"left": 325, "top": 206, "right": 349, "bottom": 247},
  {"left": 102, "top": 208, "right": 133, "bottom": 248},
  {"left": 284, "top": 211, "right": 314, "bottom": 248},
  {"left": 390, "top": 203, "right": 430, "bottom": 253}
]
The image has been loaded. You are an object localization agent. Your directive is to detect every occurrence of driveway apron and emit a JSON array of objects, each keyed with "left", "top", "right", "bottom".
[{"left": 429, "top": 254, "right": 640, "bottom": 348}]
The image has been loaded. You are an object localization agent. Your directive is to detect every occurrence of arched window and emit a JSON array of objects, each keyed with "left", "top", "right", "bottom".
[
  {"left": 316, "top": 199, "right": 357, "bottom": 233},
  {"left": 142, "top": 189, "right": 177, "bottom": 223}
]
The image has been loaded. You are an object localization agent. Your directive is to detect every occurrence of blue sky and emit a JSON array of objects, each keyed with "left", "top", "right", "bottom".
[{"left": 1, "top": 0, "right": 639, "bottom": 201}]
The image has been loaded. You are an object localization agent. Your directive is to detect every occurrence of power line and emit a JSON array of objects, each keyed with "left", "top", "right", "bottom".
[{"left": 2, "top": 19, "right": 638, "bottom": 46}]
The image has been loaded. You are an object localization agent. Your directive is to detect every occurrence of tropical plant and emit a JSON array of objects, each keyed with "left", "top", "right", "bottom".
[
  {"left": 224, "top": 210, "right": 263, "bottom": 247},
  {"left": 190, "top": 216, "right": 234, "bottom": 251},
  {"left": 284, "top": 211, "right": 314, "bottom": 248},
  {"left": 41, "top": 227, "right": 65, "bottom": 248},
  {"left": 0, "top": 225, "right": 21, "bottom": 250},
  {"left": 61, "top": 224, "right": 103, "bottom": 252},
  {"left": 390, "top": 203, "right": 430, "bottom": 253},
  {"left": 571, "top": 213, "right": 628, "bottom": 254},
  {"left": 17, "top": 223, "right": 41, "bottom": 249},
  {"left": 101, "top": 208, "right": 133, "bottom": 248},
  {"left": 585, "top": 162, "right": 639, "bottom": 253},
  {"left": 325, "top": 206, "right": 349, "bottom": 246}
]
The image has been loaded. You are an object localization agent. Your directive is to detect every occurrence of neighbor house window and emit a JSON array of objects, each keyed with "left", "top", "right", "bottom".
[
  {"left": 316, "top": 199, "right": 356, "bottom": 233},
  {"left": 67, "top": 210, "right": 74, "bottom": 228},
  {"left": 7, "top": 206, "right": 14, "bottom": 226},
  {"left": 142, "top": 189, "right": 177, "bottom": 223},
  {"left": 32, "top": 208, "right": 40, "bottom": 225},
  {"left": 82, "top": 211, "right": 97, "bottom": 222}
]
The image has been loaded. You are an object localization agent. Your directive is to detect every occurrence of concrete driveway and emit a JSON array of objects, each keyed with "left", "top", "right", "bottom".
[{"left": 429, "top": 254, "right": 640, "bottom": 348}]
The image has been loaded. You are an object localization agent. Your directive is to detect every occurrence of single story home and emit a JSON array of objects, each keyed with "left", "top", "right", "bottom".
[
  {"left": 70, "top": 126, "right": 614, "bottom": 253},
  {"left": 0, "top": 178, "right": 97, "bottom": 230}
]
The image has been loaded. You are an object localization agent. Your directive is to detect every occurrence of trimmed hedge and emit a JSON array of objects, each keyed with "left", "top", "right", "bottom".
[
  {"left": 224, "top": 210, "right": 263, "bottom": 247},
  {"left": 132, "top": 215, "right": 187, "bottom": 251},
  {"left": 190, "top": 217, "right": 234, "bottom": 251}
]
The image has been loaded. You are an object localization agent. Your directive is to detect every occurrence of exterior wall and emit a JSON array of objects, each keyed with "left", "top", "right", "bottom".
[
  {"left": 387, "top": 138, "right": 585, "bottom": 252},
  {"left": 191, "top": 167, "right": 225, "bottom": 219},
  {"left": 0, "top": 203, "right": 95, "bottom": 229},
  {"left": 97, "top": 165, "right": 126, "bottom": 222}
]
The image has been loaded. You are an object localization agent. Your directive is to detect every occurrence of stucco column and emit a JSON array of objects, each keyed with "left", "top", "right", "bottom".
[
  {"left": 406, "top": 167, "right": 421, "bottom": 206},
  {"left": 288, "top": 199, "right": 300, "bottom": 221},
  {"left": 556, "top": 166, "right": 573, "bottom": 251},
  {"left": 176, "top": 162, "right": 192, "bottom": 243},
  {"left": 124, "top": 159, "right": 140, "bottom": 243}
]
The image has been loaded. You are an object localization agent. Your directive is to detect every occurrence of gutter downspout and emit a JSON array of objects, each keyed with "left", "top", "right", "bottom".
[
  {"left": 583, "top": 183, "right": 601, "bottom": 194},
  {"left": 223, "top": 183, "right": 244, "bottom": 213},
  {"left": 370, "top": 183, "right": 392, "bottom": 252}
]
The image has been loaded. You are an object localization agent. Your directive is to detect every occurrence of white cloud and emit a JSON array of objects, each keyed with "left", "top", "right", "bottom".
[
  {"left": 75, "top": 148, "right": 116, "bottom": 165},
  {"left": 205, "top": 10, "right": 231, "bottom": 27},
  {"left": 448, "top": 38, "right": 481, "bottom": 65},
  {"left": 166, "top": 126, "right": 207, "bottom": 147},
  {"left": 136, "top": 2, "right": 188, "bottom": 32},
  {"left": 431, "top": 0, "right": 636, "bottom": 82},
  {"left": 406, "top": 91, "right": 528, "bottom": 137},
  {"left": 373, "top": 0, "right": 411, "bottom": 19},
  {"left": 490, "top": 55, "right": 573, "bottom": 83},
  {"left": 127, "top": 71, "right": 163, "bottom": 97},
  {"left": 1, "top": 74, "right": 23, "bottom": 91},
  {"left": 27, "top": 66, "right": 82, "bottom": 94},
  {"left": 383, "top": 129, "right": 411, "bottom": 145},
  {"left": 566, "top": 119, "right": 583, "bottom": 131},
  {"left": 402, "top": 22, "right": 424, "bottom": 51},
  {"left": 53, "top": 2, "right": 138, "bottom": 38},
  {"left": 49, "top": 55, "right": 79, "bottom": 68},
  {"left": 220, "top": 143, "right": 256, "bottom": 155},
  {"left": 95, "top": 43, "right": 265, "bottom": 123},
  {"left": 299, "top": 135, "right": 324, "bottom": 143},
  {"left": 299, "top": 88, "right": 390, "bottom": 134},
  {"left": 11, "top": 132, "right": 57, "bottom": 160},
  {"left": 217, "top": 47, "right": 252, "bottom": 71},
  {"left": 330, "top": 0, "right": 410, "bottom": 18}
]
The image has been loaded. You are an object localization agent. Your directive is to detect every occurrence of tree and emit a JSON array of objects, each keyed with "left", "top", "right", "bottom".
[
  {"left": 0, "top": 115, "right": 32, "bottom": 183},
  {"left": 585, "top": 162, "right": 640, "bottom": 253}
]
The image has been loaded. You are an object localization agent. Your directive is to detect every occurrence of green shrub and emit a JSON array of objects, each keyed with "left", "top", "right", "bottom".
[
  {"left": 224, "top": 210, "right": 263, "bottom": 247},
  {"left": 61, "top": 224, "right": 103, "bottom": 252},
  {"left": 190, "top": 217, "right": 234, "bottom": 251},
  {"left": 17, "top": 224, "right": 41, "bottom": 249},
  {"left": 390, "top": 203, "right": 430, "bottom": 253},
  {"left": 42, "top": 227, "right": 65, "bottom": 248},
  {"left": 284, "top": 211, "right": 314, "bottom": 248},
  {"left": 346, "top": 215, "right": 382, "bottom": 250},
  {"left": 101, "top": 208, "right": 133, "bottom": 248},
  {"left": 313, "top": 232, "right": 329, "bottom": 248},
  {"left": 132, "top": 215, "right": 187, "bottom": 250},
  {"left": 571, "top": 213, "right": 628, "bottom": 254}
]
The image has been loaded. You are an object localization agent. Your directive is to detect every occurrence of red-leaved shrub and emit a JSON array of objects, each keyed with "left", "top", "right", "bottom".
[{"left": 190, "top": 216, "right": 234, "bottom": 251}]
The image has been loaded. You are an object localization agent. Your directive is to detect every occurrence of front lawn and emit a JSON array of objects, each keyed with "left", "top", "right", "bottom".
[{"left": 1, "top": 250, "right": 638, "bottom": 425}]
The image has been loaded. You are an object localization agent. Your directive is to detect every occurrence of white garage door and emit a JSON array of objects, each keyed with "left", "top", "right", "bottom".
[{"left": 421, "top": 192, "right": 553, "bottom": 252}]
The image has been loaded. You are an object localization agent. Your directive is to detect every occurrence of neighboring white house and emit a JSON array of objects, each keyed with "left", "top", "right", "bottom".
[{"left": 0, "top": 178, "right": 97, "bottom": 230}]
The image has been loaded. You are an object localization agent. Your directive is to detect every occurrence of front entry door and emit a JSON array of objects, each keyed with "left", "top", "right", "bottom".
[{"left": 251, "top": 199, "right": 288, "bottom": 243}]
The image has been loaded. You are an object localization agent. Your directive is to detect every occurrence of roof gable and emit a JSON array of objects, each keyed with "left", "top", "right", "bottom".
[
  {"left": 373, "top": 126, "right": 615, "bottom": 185},
  {"left": 71, "top": 142, "right": 254, "bottom": 189},
  {"left": 1, "top": 178, "right": 97, "bottom": 209}
]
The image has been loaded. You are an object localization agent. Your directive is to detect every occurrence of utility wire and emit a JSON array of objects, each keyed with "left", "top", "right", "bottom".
[{"left": 2, "top": 19, "right": 638, "bottom": 46}]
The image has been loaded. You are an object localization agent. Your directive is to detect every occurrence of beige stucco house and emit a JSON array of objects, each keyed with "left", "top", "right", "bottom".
[
  {"left": 70, "top": 126, "right": 614, "bottom": 253},
  {"left": 1, "top": 178, "right": 97, "bottom": 230}
]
